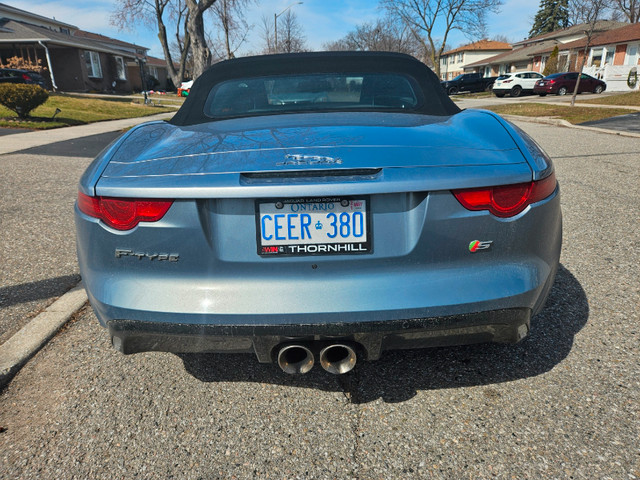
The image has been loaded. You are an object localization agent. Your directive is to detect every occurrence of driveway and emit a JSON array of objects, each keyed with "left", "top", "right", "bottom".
[
  {"left": 1, "top": 121, "right": 638, "bottom": 479},
  {"left": 580, "top": 111, "right": 640, "bottom": 133},
  {"left": 453, "top": 91, "right": 624, "bottom": 109}
]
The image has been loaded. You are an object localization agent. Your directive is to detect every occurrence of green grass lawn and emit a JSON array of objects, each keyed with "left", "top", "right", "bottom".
[
  {"left": 577, "top": 90, "right": 640, "bottom": 106},
  {"left": 484, "top": 103, "right": 634, "bottom": 124},
  {"left": 0, "top": 93, "right": 176, "bottom": 130}
]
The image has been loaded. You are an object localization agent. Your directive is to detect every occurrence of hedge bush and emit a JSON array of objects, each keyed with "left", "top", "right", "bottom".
[{"left": 0, "top": 83, "right": 49, "bottom": 119}]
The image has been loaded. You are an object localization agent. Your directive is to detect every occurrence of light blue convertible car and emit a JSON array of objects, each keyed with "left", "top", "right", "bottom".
[{"left": 75, "top": 52, "right": 561, "bottom": 375}]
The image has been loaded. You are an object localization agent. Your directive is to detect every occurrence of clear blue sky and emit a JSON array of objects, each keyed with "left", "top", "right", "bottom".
[{"left": 7, "top": 0, "right": 539, "bottom": 59}]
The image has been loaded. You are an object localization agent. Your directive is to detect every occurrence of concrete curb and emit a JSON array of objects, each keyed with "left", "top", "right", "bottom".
[
  {"left": 500, "top": 114, "right": 640, "bottom": 138},
  {"left": 0, "top": 283, "right": 87, "bottom": 389}
]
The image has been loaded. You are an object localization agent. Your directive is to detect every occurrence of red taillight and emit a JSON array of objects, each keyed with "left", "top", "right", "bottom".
[
  {"left": 452, "top": 173, "right": 556, "bottom": 218},
  {"left": 503, "top": 79, "right": 513, "bottom": 83},
  {"left": 77, "top": 192, "right": 173, "bottom": 230},
  {"left": 548, "top": 79, "right": 556, "bottom": 84},
  {"left": 22, "top": 73, "right": 32, "bottom": 81}
]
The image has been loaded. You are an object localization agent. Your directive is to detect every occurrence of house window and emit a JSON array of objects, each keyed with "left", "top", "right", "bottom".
[
  {"left": 85, "top": 51, "right": 102, "bottom": 78},
  {"left": 626, "top": 44, "right": 639, "bottom": 66},
  {"left": 558, "top": 54, "right": 569, "bottom": 72},
  {"left": 457, "top": 53, "right": 464, "bottom": 63},
  {"left": 591, "top": 48, "right": 603, "bottom": 67},
  {"left": 604, "top": 47, "right": 614, "bottom": 65},
  {"left": 114, "top": 56, "right": 126, "bottom": 80}
]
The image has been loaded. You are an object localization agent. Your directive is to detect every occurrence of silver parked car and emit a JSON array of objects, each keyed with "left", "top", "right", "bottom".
[{"left": 75, "top": 52, "right": 562, "bottom": 375}]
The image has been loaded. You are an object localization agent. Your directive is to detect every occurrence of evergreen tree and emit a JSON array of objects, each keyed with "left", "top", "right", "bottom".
[
  {"left": 529, "top": 0, "right": 570, "bottom": 38},
  {"left": 543, "top": 46, "right": 560, "bottom": 76}
]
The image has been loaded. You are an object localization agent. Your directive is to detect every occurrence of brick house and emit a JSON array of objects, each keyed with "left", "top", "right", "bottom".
[
  {"left": 534, "top": 23, "right": 640, "bottom": 91},
  {"left": 0, "top": 3, "right": 173, "bottom": 93},
  {"left": 439, "top": 40, "right": 511, "bottom": 80},
  {"left": 465, "top": 21, "right": 628, "bottom": 77}
]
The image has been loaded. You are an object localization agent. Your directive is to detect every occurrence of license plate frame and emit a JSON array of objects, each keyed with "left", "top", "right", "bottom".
[{"left": 255, "top": 196, "right": 372, "bottom": 257}]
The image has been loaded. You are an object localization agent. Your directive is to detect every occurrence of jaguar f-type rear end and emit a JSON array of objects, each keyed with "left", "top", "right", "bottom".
[{"left": 75, "top": 52, "right": 561, "bottom": 373}]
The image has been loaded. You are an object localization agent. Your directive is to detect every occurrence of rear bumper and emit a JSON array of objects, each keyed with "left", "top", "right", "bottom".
[
  {"left": 107, "top": 307, "right": 531, "bottom": 362},
  {"left": 533, "top": 86, "right": 555, "bottom": 94}
]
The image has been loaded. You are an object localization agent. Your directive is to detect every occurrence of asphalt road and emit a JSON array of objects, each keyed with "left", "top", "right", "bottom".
[
  {"left": 0, "top": 131, "right": 122, "bottom": 345},
  {"left": 1, "top": 122, "right": 639, "bottom": 479}
]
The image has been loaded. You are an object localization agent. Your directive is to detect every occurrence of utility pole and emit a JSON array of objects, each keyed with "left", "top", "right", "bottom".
[{"left": 274, "top": 2, "right": 302, "bottom": 53}]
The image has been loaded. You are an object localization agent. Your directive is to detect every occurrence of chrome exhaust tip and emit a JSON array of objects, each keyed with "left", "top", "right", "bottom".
[
  {"left": 319, "top": 344, "right": 357, "bottom": 374},
  {"left": 277, "top": 345, "right": 314, "bottom": 374}
]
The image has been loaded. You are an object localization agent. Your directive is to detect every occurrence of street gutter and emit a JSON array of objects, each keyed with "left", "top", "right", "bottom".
[{"left": 0, "top": 284, "right": 87, "bottom": 390}]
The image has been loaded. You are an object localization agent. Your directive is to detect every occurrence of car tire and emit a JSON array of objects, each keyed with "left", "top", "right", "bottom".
[
  {"left": 447, "top": 87, "right": 458, "bottom": 95},
  {"left": 510, "top": 86, "right": 522, "bottom": 97},
  {"left": 594, "top": 85, "right": 604, "bottom": 94},
  {"left": 557, "top": 87, "right": 568, "bottom": 96},
  {"left": 538, "top": 93, "right": 547, "bottom": 97},
  {"left": 494, "top": 92, "right": 505, "bottom": 98}
]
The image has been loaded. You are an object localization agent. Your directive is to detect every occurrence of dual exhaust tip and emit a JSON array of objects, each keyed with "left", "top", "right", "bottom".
[{"left": 277, "top": 343, "right": 357, "bottom": 375}]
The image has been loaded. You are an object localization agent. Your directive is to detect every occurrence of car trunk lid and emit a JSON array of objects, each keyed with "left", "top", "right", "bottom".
[{"left": 96, "top": 110, "right": 531, "bottom": 197}]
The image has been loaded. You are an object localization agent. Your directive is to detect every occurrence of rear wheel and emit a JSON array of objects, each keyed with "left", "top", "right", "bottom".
[
  {"left": 447, "top": 86, "right": 458, "bottom": 95},
  {"left": 594, "top": 85, "right": 604, "bottom": 94},
  {"left": 557, "top": 86, "right": 568, "bottom": 96},
  {"left": 510, "top": 85, "right": 522, "bottom": 97}
]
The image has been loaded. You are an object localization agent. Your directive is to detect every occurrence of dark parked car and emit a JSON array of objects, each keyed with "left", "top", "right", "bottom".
[
  {"left": 441, "top": 72, "right": 498, "bottom": 95},
  {"left": 0, "top": 68, "right": 47, "bottom": 89},
  {"left": 76, "top": 52, "right": 561, "bottom": 375},
  {"left": 533, "top": 72, "right": 606, "bottom": 96}
]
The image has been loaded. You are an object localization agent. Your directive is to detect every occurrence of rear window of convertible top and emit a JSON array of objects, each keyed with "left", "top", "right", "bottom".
[{"left": 203, "top": 73, "right": 421, "bottom": 118}]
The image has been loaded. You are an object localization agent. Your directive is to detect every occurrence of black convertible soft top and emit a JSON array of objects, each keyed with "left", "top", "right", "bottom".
[{"left": 170, "top": 51, "right": 460, "bottom": 126}]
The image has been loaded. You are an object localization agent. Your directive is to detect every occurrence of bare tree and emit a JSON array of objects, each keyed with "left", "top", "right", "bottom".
[
  {"left": 208, "top": 0, "right": 252, "bottom": 60},
  {"left": 381, "top": 0, "right": 503, "bottom": 78},
  {"left": 613, "top": 0, "right": 640, "bottom": 22},
  {"left": 491, "top": 34, "right": 512, "bottom": 43},
  {"left": 112, "top": 0, "right": 219, "bottom": 81},
  {"left": 111, "top": 0, "right": 191, "bottom": 88},
  {"left": 259, "top": 14, "right": 275, "bottom": 53},
  {"left": 569, "top": 0, "right": 608, "bottom": 106},
  {"left": 185, "top": 0, "right": 218, "bottom": 77},
  {"left": 463, "top": 9, "right": 489, "bottom": 41},
  {"left": 277, "top": 10, "right": 307, "bottom": 53},
  {"left": 323, "top": 16, "right": 428, "bottom": 63}
]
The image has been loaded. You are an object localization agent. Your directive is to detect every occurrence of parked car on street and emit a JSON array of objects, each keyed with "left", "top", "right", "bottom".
[
  {"left": 0, "top": 68, "right": 47, "bottom": 89},
  {"left": 493, "top": 71, "right": 544, "bottom": 97},
  {"left": 533, "top": 72, "right": 606, "bottom": 96},
  {"left": 441, "top": 72, "right": 498, "bottom": 95},
  {"left": 75, "top": 52, "right": 561, "bottom": 375}
]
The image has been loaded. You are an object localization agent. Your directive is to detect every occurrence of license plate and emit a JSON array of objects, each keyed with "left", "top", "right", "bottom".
[{"left": 256, "top": 197, "right": 371, "bottom": 256}]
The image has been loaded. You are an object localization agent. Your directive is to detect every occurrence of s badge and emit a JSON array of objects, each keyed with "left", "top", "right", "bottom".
[{"left": 469, "top": 240, "right": 493, "bottom": 253}]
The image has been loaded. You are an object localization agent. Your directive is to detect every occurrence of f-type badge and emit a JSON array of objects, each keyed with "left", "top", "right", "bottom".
[
  {"left": 469, "top": 240, "right": 493, "bottom": 253},
  {"left": 115, "top": 249, "right": 179, "bottom": 262},
  {"left": 277, "top": 154, "right": 342, "bottom": 166}
]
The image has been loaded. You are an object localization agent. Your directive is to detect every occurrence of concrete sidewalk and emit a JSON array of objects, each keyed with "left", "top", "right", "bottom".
[{"left": 0, "top": 111, "right": 174, "bottom": 156}]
